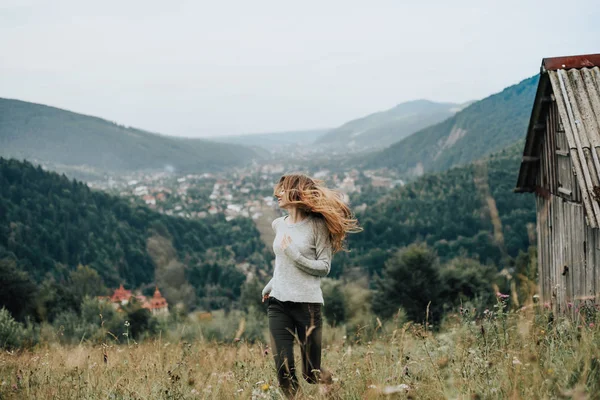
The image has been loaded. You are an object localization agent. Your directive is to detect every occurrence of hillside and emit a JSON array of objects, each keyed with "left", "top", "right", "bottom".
[
  {"left": 332, "top": 142, "right": 535, "bottom": 278},
  {"left": 0, "top": 98, "right": 261, "bottom": 174},
  {"left": 363, "top": 76, "right": 539, "bottom": 175},
  {"left": 210, "top": 129, "right": 329, "bottom": 152},
  {"left": 317, "top": 100, "right": 463, "bottom": 151},
  {"left": 0, "top": 157, "right": 271, "bottom": 320}
]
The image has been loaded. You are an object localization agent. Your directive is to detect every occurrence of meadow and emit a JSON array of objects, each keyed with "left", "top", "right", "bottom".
[{"left": 1, "top": 299, "right": 599, "bottom": 400}]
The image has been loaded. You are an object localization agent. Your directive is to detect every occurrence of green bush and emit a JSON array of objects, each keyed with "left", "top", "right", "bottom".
[
  {"left": 0, "top": 307, "right": 24, "bottom": 349},
  {"left": 322, "top": 279, "right": 347, "bottom": 326},
  {"left": 438, "top": 257, "right": 497, "bottom": 313},
  {"left": 373, "top": 244, "right": 442, "bottom": 324}
]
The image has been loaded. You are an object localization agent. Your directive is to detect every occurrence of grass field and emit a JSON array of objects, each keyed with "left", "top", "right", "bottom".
[{"left": 1, "top": 302, "right": 599, "bottom": 399}]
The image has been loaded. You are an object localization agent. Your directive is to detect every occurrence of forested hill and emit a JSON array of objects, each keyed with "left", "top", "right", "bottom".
[
  {"left": 317, "top": 99, "right": 462, "bottom": 151},
  {"left": 363, "top": 76, "right": 538, "bottom": 175},
  {"left": 334, "top": 142, "right": 535, "bottom": 278},
  {"left": 0, "top": 98, "right": 261, "bottom": 174},
  {"left": 0, "top": 157, "right": 271, "bottom": 320}
]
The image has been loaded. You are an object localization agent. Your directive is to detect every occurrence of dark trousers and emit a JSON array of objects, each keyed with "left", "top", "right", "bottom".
[{"left": 267, "top": 297, "right": 323, "bottom": 396}]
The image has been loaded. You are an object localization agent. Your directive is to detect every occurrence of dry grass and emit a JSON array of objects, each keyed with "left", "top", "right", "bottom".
[{"left": 1, "top": 306, "right": 599, "bottom": 399}]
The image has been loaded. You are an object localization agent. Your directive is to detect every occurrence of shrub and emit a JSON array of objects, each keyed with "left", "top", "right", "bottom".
[
  {"left": 0, "top": 307, "right": 24, "bottom": 349},
  {"left": 322, "top": 278, "right": 347, "bottom": 326},
  {"left": 373, "top": 244, "right": 442, "bottom": 324}
]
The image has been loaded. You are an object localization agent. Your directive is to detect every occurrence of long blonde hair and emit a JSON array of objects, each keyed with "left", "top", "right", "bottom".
[{"left": 273, "top": 173, "right": 362, "bottom": 253}]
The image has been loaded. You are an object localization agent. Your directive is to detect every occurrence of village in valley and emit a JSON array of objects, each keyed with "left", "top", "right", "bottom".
[{"left": 86, "top": 159, "right": 404, "bottom": 223}]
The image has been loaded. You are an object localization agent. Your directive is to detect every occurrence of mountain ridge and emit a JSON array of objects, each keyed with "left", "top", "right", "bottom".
[
  {"left": 363, "top": 76, "right": 539, "bottom": 175},
  {"left": 317, "top": 99, "right": 466, "bottom": 151},
  {"left": 0, "top": 98, "right": 262, "bottom": 175}
]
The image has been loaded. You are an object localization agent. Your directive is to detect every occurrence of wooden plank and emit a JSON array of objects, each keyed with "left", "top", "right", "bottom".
[
  {"left": 550, "top": 110, "right": 558, "bottom": 192},
  {"left": 556, "top": 197, "right": 563, "bottom": 312},
  {"left": 546, "top": 197, "right": 552, "bottom": 307},
  {"left": 592, "top": 228, "right": 597, "bottom": 299},
  {"left": 550, "top": 71, "right": 600, "bottom": 227},
  {"left": 552, "top": 196, "right": 558, "bottom": 311},
  {"left": 547, "top": 199, "right": 553, "bottom": 304},
  {"left": 568, "top": 203, "right": 573, "bottom": 309},
  {"left": 567, "top": 71, "right": 600, "bottom": 188},
  {"left": 535, "top": 195, "right": 546, "bottom": 302},
  {"left": 577, "top": 205, "right": 585, "bottom": 301},
  {"left": 575, "top": 204, "right": 581, "bottom": 314},
  {"left": 585, "top": 226, "right": 592, "bottom": 298},
  {"left": 558, "top": 187, "right": 572, "bottom": 196},
  {"left": 597, "top": 231, "right": 600, "bottom": 300},
  {"left": 538, "top": 196, "right": 547, "bottom": 302}
]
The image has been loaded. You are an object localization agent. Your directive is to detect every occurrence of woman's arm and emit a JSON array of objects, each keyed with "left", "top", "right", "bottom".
[
  {"left": 283, "top": 220, "right": 332, "bottom": 277},
  {"left": 262, "top": 278, "right": 274, "bottom": 297}
]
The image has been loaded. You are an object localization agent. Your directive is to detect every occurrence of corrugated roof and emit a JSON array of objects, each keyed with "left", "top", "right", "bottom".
[{"left": 516, "top": 54, "right": 600, "bottom": 227}]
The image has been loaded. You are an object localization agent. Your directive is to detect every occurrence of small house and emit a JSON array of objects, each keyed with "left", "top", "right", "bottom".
[
  {"left": 100, "top": 284, "right": 169, "bottom": 316},
  {"left": 516, "top": 53, "right": 600, "bottom": 312}
]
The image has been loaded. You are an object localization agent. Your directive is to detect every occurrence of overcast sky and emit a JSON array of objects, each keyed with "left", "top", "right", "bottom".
[{"left": 1, "top": 0, "right": 598, "bottom": 138}]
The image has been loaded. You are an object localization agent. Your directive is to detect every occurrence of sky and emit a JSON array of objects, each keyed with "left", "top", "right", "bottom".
[{"left": 1, "top": 0, "right": 599, "bottom": 138}]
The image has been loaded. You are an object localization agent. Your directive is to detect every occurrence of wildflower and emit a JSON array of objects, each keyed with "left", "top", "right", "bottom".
[
  {"left": 496, "top": 292, "right": 510, "bottom": 299},
  {"left": 124, "top": 321, "right": 130, "bottom": 327},
  {"left": 590, "top": 323, "right": 595, "bottom": 328},
  {"left": 191, "top": 389, "right": 198, "bottom": 395},
  {"left": 368, "top": 384, "right": 377, "bottom": 389},
  {"left": 512, "top": 357, "right": 522, "bottom": 366},
  {"left": 261, "top": 383, "right": 270, "bottom": 391},
  {"left": 567, "top": 302, "right": 573, "bottom": 309}
]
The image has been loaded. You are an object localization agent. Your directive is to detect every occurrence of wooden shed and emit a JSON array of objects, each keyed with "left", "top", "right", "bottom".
[{"left": 516, "top": 53, "right": 600, "bottom": 312}]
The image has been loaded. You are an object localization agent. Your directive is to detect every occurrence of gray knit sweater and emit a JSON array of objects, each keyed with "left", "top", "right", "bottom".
[{"left": 261, "top": 215, "right": 333, "bottom": 304}]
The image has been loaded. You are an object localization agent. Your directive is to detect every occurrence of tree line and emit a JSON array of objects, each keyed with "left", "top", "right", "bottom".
[{"left": 0, "top": 157, "right": 272, "bottom": 326}]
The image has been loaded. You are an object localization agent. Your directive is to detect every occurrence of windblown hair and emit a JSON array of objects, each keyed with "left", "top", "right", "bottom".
[{"left": 273, "top": 173, "right": 362, "bottom": 253}]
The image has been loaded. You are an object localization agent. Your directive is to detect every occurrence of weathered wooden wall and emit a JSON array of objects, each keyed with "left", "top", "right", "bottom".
[
  {"left": 536, "top": 194, "right": 597, "bottom": 311},
  {"left": 536, "top": 100, "right": 597, "bottom": 311}
]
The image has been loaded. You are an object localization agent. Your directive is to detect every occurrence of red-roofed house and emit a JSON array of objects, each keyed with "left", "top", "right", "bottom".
[
  {"left": 143, "top": 287, "right": 169, "bottom": 316},
  {"left": 110, "top": 284, "right": 133, "bottom": 305},
  {"left": 101, "top": 285, "right": 169, "bottom": 316}
]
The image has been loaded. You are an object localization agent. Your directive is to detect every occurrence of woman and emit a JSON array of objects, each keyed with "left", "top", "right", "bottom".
[{"left": 262, "top": 173, "right": 361, "bottom": 397}]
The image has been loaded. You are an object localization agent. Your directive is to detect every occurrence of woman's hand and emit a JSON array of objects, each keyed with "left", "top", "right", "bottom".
[
  {"left": 262, "top": 293, "right": 270, "bottom": 303},
  {"left": 281, "top": 234, "right": 292, "bottom": 250}
]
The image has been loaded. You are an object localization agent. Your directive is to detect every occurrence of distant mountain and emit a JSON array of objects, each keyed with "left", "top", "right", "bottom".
[
  {"left": 0, "top": 98, "right": 262, "bottom": 175},
  {"left": 210, "top": 129, "right": 329, "bottom": 152},
  {"left": 364, "top": 76, "right": 539, "bottom": 176},
  {"left": 317, "top": 100, "right": 466, "bottom": 151}
]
